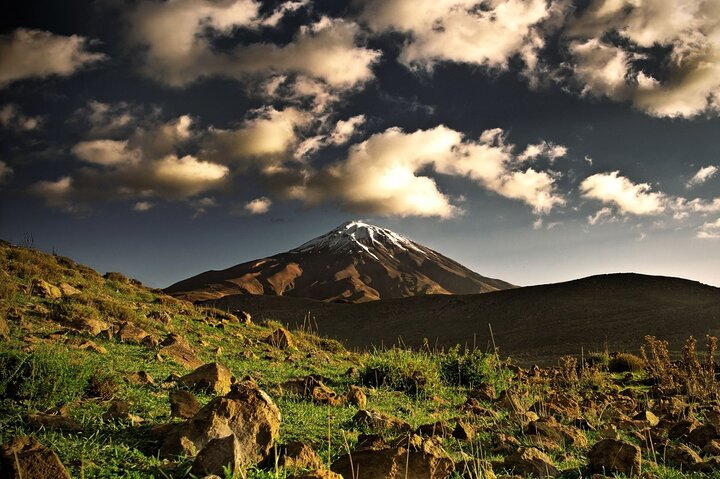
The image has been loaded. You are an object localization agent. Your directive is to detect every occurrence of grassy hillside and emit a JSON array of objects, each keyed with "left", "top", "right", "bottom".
[
  {"left": 3, "top": 241, "right": 720, "bottom": 478},
  {"left": 206, "top": 274, "right": 720, "bottom": 364}
]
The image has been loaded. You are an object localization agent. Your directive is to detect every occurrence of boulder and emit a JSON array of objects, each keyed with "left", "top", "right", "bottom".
[
  {"left": 417, "top": 421, "right": 453, "bottom": 438},
  {"left": 170, "top": 389, "right": 201, "bottom": 419},
  {"left": 58, "top": 282, "right": 80, "bottom": 296},
  {"left": 190, "top": 435, "right": 242, "bottom": 477},
  {"left": 27, "top": 412, "right": 82, "bottom": 432},
  {"left": 332, "top": 435, "right": 454, "bottom": 479},
  {"left": 665, "top": 443, "right": 702, "bottom": 467},
  {"left": 117, "top": 322, "right": 150, "bottom": 344},
  {"left": 0, "top": 436, "right": 72, "bottom": 479},
  {"left": 587, "top": 439, "right": 641, "bottom": 475},
  {"left": 503, "top": 447, "right": 559, "bottom": 477},
  {"left": 31, "top": 279, "right": 61, "bottom": 299},
  {"left": 352, "top": 409, "right": 411, "bottom": 433},
  {"left": 160, "top": 381, "right": 282, "bottom": 465},
  {"left": 178, "top": 363, "right": 232, "bottom": 395},
  {"left": 686, "top": 424, "right": 718, "bottom": 448},
  {"left": 266, "top": 328, "right": 293, "bottom": 349},
  {"left": 159, "top": 333, "right": 204, "bottom": 369},
  {"left": 271, "top": 441, "right": 322, "bottom": 470},
  {"left": 347, "top": 385, "right": 367, "bottom": 409}
]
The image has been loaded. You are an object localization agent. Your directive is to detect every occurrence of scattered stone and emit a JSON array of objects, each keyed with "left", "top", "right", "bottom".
[
  {"left": 668, "top": 419, "right": 699, "bottom": 441},
  {"left": 0, "top": 315, "right": 10, "bottom": 339},
  {"left": 587, "top": 439, "right": 641, "bottom": 476},
  {"left": 665, "top": 443, "right": 702, "bottom": 467},
  {"left": 128, "top": 371, "right": 155, "bottom": 385},
  {"left": 633, "top": 410, "right": 660, "bottom": 427},
  {"left": 102, "top": 400, "right": 143, "bottom": 425},
  {"left": 170, "top": 389, "right": 201, "bottom": 419},
  {"left": 347, "top": 385, "right": 367, "bottom": 409},
  {"left": 233, "top": 310, "right": 252, "bottom": 324},
  {"left": 160, "top": 381, "right": 282, "bottom": 465},
  {"left": 117, "top": 322, "right": 150, "bottom": 344},
  {"left": 453, "top": 419, "right": 475, "bottom": 441},
  {"left": 0, "top": 436, "right": 72, "bottom": 479},
  {"left": 77, "top": 339, "right": 107, "bottom": 354},
  {"left": 417, "top": 420, "right": 453, "bottom": 438},
  {"left": 159, "top": 333, "right": 204, "bottom": 369},
  {"left": 266, "top": 328, "right": 293, "bottom": 349},
  {"left": 288, "top": 471, "right": 343, "bottom": 479},
  {"left": 272, "top": 441, "right": 322, "bottom": 470},
  {"left": 497, "top": 390, "right": 525, "bottom": 414},
  {"left": 58, "top": 282, "right": 80, "bottom": 296},
  {"left": 352, "top": 409, "right": 411, "bottom": 433},
  {"left": 686, "top": 423, "right": 718, "bottom": 448},
  {"left": 282, "top": 376, "right": 344, "bottom": 406},
  {"left": 31, "top": 279, "right": 61, "bottom": 299},
  {"left": 141, "top": 335, "right": 160, "bottom": 348},
  {"left": 27, "top": 412, "right": 82, "bottom": 431},
  {"left": 190, "top": 435, "right": 242, "bottom": 477},
  {"left": 503, "top": 447, "right": 559, "bottom": 477},
  {"left": 148, "top": 310, "right": 172, "bottom": 325},
  {"left": 469, "top": 383, "right": 496, "bottom": 402},
  {"left": 332, "top": 435, "right": 454, "bottom": 479},
  {"left": 178, "top": 363, "right": 232, "bottom": 395}
]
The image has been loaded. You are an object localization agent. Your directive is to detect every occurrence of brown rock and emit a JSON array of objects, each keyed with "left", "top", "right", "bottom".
[
  {"left": 0, "top": 315, "right": 10, "bottom": 339},
  {"left": 117, "top": 322, "right": 150, "bottom": 344},
  {"left": 352, "top": 409, "right": 411, "bottom": 433},
  {"left": 159, "top": 333, "right": 204, "bottom": 369},
  {"left": 686, "top": 424, "right": 718, "bottom": 448},
  {"left": 170, "top": 389, "right": 201, "bottom": 419},
  {"left": 27, "top": 412, "right": 82, "bottom": 431},
  {"left": 332, "top": 435, "right": 454, "bottom": 479},
  {"left": 665, "top": 443, "right": 702, "bottom": 467},
  {"left": 0, "top": 436, "right": 72, "bottom": 479},
  {"left": 282, "top": 376, "right": 344, "bottom": 405},
  {"left": 468, "top": 383, "right": 496, "bottom": 402},
  {"left": 347, "top": 385, "right": 367, "bottom": 409},
  {"left": 266, "top": 328, "right": 293, "bottom": 349},
  {"left": 503, "top": 447, "right": 559, "bottom": 477},
  {"left": 498, "top": 390, "right": 525, "bottom": 414},
  {"left": 190, "top": 435, "right": 242, "bottom": 477},
  {"left": 633, "top": 410, "right": 660, "bottom": 427},
  {"left": 31, "top": 279, "right": 62, "bottom": 299},
  {"left": 102, "top": 400, "right": 143, "bottom": 425},
  {"left": 417, "top": 421, "right": 453, "bottom": 438},
  {"left": 233, "top": 310, "right": 252, "bottom": 324},
  {"left": 288, "top": 471, "right": 343, "bottom": 479},
  {"left": 128, "top": 371, "right": 154, "bottom": 385},
  {"left": 526, "top": 417, "right": 587, "bottom": 448},
  {"left": 668, "top": 419, "right": 699, "bottom": 440},
  {"left": 58, "top": 282, "right": 80, "bottom": 296},
  {"left": 160, "top": 381, "right": 282, "bottom": 465},
  {"left": 453, "top": 419, "right": 475, "bottom": 441},
  {"left": 77, "top": 339, "right": 107, "bottom": 354},
  {"left": 178, "top": 363, "right": 232, "bottom": 395},
  {"left": 274, "top": 441, "right": 323, "bottom": 470},
  {"left": 587, "top": 439, "right": 641, "bottom": 475}
]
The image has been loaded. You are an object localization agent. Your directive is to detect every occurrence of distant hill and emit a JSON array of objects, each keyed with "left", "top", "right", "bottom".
[
  {"left": 205, "top": 273, "right": 720, "bottom": 364},
  {"left": 166, "top": 221, "right": 514, "bottom": 302}
]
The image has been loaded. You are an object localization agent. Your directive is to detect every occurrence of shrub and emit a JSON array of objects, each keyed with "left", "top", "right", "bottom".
[
  {"left": 360, "top": 348, "right": 442, "bottom": 396},
  {"left": 103, "top": 272, "right": 128, "bottom": 283},
  {"left": 439, "top": 346, "right": 514, "bottom": 390},
  {"left": 0, "top": 346, "right": 95, "bottom": 408},
  {"left": 0, "top": 272, "right": 17, "bottom": 303},
  {"left": 585, "top": 351, "right": 610, "bottom": 370},
  {"left": 53, "top": 296, "right": 101, "bottom": 324},
  {"left": 609, "top": 352, "right": 646, "bottom": 373},
  {"left": 86, "top": 372, "right": 119, "bottom": 400}
]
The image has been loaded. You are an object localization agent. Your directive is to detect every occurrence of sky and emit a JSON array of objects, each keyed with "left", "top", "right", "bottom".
[{"left": 1, "top": 0, "right": 720, "bottom": 289}]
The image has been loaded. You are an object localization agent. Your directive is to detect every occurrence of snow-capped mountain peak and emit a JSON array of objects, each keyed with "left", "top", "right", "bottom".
[{"left": 290, "top": 221, "right": 426, "bottom": 259}]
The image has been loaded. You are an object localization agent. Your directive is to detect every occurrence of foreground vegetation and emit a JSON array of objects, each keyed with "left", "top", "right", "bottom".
[{"left": 2, "top": 240, "right": 720, "bottom": 478}]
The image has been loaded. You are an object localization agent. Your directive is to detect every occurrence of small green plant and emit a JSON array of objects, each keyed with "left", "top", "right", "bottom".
[
  {"left": 608, "top": 352, "right": 646, "bottom": 373},
  {"left": 360, "top": 347, "right": 442, "bottom": 396},
  {"left": 585, "top": 351, "right": 610, "bottom": 370},
  {"left": 439, "top": 346, "right": 514, "bottom": 391},
  {"left": 0, "top": 346, "right": 95, "bottom": 408}
]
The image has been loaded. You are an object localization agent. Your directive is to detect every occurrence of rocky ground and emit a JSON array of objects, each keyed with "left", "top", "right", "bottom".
[{"left": 2, "top": 240, "right": 720, "bottom": 478}]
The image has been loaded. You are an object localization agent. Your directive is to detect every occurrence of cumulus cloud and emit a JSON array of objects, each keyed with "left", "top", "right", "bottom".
[
  {"left": 0, "top": 28, "right": 105, "bottom": 87},
  {"left": 133, "top": 201, "right": 154, "bottom": 212},
  {"left": 0, "top": 104, "right": 44, "bottom": 131},
  {"left": 698, "top": 218, "right": 720, "bottom": 239},
  {"left": 0, "top": 160, "right": 13, "bottom": 185},
  {"left": 130, "top": 0, "right": 379, "bottom": 89},
  {"left": 300, "top": 126, "right": 566, "bottom": 217},
  {"left": 360, "top": 0, "right": 555, "bottom": 73},
  {"left": 31, "top": 115, "right": 229, "bottom": 210},
  {"left": 329, "top": 115, "right": 366, "bottom": 145},
  {"left": 687, "top": 165, "right": 718, "bottom": 188},
  {"left": 580, "top": 171, "right": 667, "bottom": 215},
  {"left": 587, "top": 206, "right": 615, "bottom": 225},
  {"left": 244, "top": 197, "right": 272, "bottom": 215},
  {"left": 203, "top": 107, "right": 311, "bottom": 166},
  {"left": 566, "top": 0, "right": 720, "bottom": 118},
  {"left": 76, "top": 101, "right": 137, "bottom": 136}
]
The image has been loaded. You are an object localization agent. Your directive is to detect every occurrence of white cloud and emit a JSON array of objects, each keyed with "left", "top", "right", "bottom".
[
  {"left": 517, "top": 141, "right": 568, "bottom": 162},
  {"left": 0, "top": 160, "right": 13, "bottom": 185},
  {"left": 587, "top": 206, "right": 615, "bottom": 225},
  {"left": 72, "top": 140, "right": 140, "bottom": 166},
  {"left": 78, "top": 101, "right": 136, "bottom": 136},
  {"left": 360, "top": 0, "right": 554, "bottom": 72},
  {"left": 580, "top": 171, "right": 667, "bottom": 215},
  {"left": 203, "top": 107, "right": 311, "bottom": 166},
  {"left": 566, "top": 0, "right": 720, "bottom": 118},
  {"left": 302, "top": 126, "right": 566, "bottom": 217},
  {"left": 130, "top": 0, "right": 379, "bottom": 89},
  {"left": 698, "top": 218, "right": 720, "bottom": 239},
  {"left": 133, "top": 201, "right": 154, "bottom": 212},
  {"left": 151, "top": 155, "right": 228, "bottom": 197},
  {"left": 687, "top": 165, "right": 718, "bottom": 188},
  {"left": 0, "top": 104, "right": 44, "bottom": 131},
  {"left": 244, "top": 197, "right": 272, "bottom": 215},
  {"left": 0, "top": 29, "right": 105, "bottom": 87},
  {"left": 329, "top": 115, "right": 366, "bottom": 145}
]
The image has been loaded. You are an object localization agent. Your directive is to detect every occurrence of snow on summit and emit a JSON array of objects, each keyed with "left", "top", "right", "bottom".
[{"left": 290, "top": 221, "right": 426, "bottom": 259}]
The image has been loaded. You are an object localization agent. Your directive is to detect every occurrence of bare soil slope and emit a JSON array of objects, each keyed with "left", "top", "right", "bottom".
[{"left": 207, "top": 273, "right": 720, "bottom": 364}]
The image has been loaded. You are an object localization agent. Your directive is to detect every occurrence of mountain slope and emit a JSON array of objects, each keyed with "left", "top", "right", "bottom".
[
  {"left": 166, "top": 221, "right": 514, "bottom": 302},
  {"left": 206, "top": 273, "right": 720, "bottom": 364}
]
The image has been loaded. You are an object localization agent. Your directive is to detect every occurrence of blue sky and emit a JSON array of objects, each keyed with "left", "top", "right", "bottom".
[{"left": 1, "top": 0, "right": 720, "bottom": 288}]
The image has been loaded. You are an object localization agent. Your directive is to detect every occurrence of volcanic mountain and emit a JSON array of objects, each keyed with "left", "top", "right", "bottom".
[{"left": 166, "top": 221, "right": 514, "bottom": 302}]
